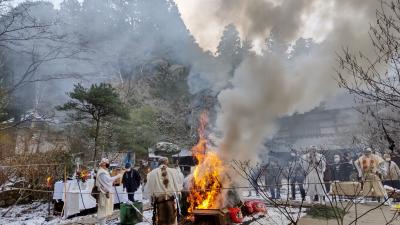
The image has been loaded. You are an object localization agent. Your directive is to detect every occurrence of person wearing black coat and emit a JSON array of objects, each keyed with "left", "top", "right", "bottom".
[
  {"left": 324, "top": 154, "right": 355, "bottom": 193},
  {"left": 265, "top": 160, "right": 284, "bottom": 199},
  {"left": 323, "top": 157, "right": 336, "bottom": 193},
  {"left": 287, "top": 150, "right": 306, "bottom": 201},
  {"left": 340, "top": 153, "right": 356, "bottom": 181},
  {"left": 122, "top": 163, "right": 141, "bottom": 202}
]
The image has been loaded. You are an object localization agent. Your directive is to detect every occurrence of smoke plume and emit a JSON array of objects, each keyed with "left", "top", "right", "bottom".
[{"left": 178, "top": 0, "right": 382, "bottom": 161}]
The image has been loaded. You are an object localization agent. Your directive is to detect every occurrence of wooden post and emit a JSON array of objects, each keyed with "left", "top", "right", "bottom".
[{"left": 47, "top": 186, "right": 51, "bottom": 216}]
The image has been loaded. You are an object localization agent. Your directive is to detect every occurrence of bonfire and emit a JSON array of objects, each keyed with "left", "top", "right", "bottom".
[
  {"left": 186, "top": 112, "right": 267, "bottom": 225},
  {"left": 188, "top": 111, "right": 227, "bottom": 213}
]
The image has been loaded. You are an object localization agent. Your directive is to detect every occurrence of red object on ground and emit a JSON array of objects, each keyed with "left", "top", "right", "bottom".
[
  {"left": 251, "top": 200, "right": 267, "bottom": 213},
  {"left": 243, "top": 200, "right": 255, "bottom": 214},
  {"left": 228, "top": 207, "right": 244, "bottom": 223}
]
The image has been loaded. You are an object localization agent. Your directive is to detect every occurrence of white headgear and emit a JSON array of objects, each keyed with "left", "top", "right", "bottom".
[{"left": 99, "top": 158, "right": 109, "bottom": 165}]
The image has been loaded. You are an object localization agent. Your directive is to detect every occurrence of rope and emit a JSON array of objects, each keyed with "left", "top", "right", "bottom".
[
  {"left": 0, "top": 163, "right": 65, "bottom": 168},
  {"left": 3, "top": 179, "right": 389, "bottom": 195},
  {"left": 0, "top": 160, "right": 360, "bottom": 168}
]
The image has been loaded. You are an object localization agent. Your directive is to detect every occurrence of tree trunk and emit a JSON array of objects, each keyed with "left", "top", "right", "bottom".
[{"left": 92, "top": 119, "right": 100, "bottom": 162}]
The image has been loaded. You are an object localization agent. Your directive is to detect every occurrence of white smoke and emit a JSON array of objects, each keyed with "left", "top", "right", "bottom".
[{"left": 176, "top": 0, "right": 382, "bottom": 161}]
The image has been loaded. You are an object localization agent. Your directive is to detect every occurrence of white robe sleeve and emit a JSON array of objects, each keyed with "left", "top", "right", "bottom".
[
  {"left": 173, "top": 168, "right": 184, "bottom": 191},
  {"left": 98, "top": 173, "right": 122, "bottom": 193},
  {"left": 144, "top": 172, "right": 154, "bottom": 198}
]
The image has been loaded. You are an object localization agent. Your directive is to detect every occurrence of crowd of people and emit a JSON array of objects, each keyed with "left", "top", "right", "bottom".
[
  {"left": 91, "top": 146, "right": 400, "bottom": 224},
  {"left": 256, "top": 146, "right": 400, "bottom": 205}
]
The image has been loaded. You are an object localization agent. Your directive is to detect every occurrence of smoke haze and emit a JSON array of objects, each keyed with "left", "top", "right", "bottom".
[{"left": 178, "top": 0, "right": 383, "bottom": 162}]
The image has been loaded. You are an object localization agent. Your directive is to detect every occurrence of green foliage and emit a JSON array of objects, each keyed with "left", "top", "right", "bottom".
[
  {"left": 306, "top": 204, "right": 346, "bottom": 220},
  {"left": 57, "top": 83, "right": 128, "bottom": 160},
  {"left": 115, "top": 106, "right": 160, "bottom": 155},
  {"left": 130, "top": 144, "right": 148, "bottom": 160},
  {"left": 57, "top": 83, "right": 128, "bottom": 121},
  {"left": 119, "top": 59, "right": 193, "bottom": 148}
]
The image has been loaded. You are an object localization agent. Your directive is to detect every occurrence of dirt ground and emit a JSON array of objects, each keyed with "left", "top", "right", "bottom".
[{"left": 298, "top": 203, "right": 400, "bottom": 225}]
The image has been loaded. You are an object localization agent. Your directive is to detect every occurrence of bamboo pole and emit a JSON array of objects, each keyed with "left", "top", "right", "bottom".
[{"left": 61, "top": 165, "right": 67, "bottom": 218}]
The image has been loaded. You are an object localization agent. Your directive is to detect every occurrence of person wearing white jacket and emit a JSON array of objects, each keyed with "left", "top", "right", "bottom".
[{"left": 96, "top": 158, "right": 123, "bottom": 225}]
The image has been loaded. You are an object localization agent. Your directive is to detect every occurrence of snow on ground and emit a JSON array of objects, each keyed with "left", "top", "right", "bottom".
[
  {"left": 0, "top": 201, "right": 49, "bottom": 225},
  {"left": 0, "top": 200, "right": 152, "bottom": 225},
  {"left": 0, "top": 186, "right": 306, "bottom": 225},
  {"left": 0, "top": 199, "right": 304, "bottom": 225}
]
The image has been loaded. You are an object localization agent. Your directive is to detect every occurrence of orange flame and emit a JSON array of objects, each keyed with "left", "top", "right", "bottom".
[
  {"left": 191, "top": 111, "right": 208, "bottom": 163},
  {"left": 46, "top": 176, "right": 52, "bottom": 188},
  {"left": 188, "top": 111, "right": 225, "bottom": 213}
]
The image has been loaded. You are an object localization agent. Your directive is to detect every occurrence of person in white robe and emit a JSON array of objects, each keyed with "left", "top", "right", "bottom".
[
  {"left": 96, "top": 158, "right": 123, "bottom": 225},
  {"left": 172, "top": 165, "right": 184, "bottom": 191},
  {"left": 302, "top": 146, "right": 327, "bottom": 203},
  {"left": 355, "top": 148, "right": 388, "bottom": 203},
  {"left": 145, "top": 157, "right": 183, "bottom": 225}
]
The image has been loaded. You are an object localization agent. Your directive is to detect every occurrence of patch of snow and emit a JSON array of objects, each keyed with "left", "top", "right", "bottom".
[
  {"left": 0, "top": 201, "right": 48, "bottom": 225},
  {"left": 1, "top": 195, "right": 304, "bottom": 225}
]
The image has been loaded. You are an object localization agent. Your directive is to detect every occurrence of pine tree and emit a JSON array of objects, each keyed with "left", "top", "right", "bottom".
[
  {"left": 265, "top": 31, "right": 288, "bottom": 57},
  {"left": 217, "top": 24, "right": 243, "bottom": 67},
  {"left": 57, "top": 83, "right": 128, "bottom": 161}
]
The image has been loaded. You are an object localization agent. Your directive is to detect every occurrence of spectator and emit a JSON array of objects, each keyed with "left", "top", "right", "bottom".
[
  {"left": 340, "top": 153, "right": 355, "bottom": 181},
  {"left": 248, "top": 166, "right": 262, "bottom": 197},
  {"left": 265, "top": 160, "right": 283, "bottom": 199},
  {"left": 323, "top": 155, "right": 338, "bottom": 194},
  {"left": 138, "top": 160, "right": 150, "bottom": 185},
  {"left": 302, "top": 146, "right": 327, "bottom": 203},
  {"left": 122, "top": 162, "right": 141, "bottom": 202},
  {"left": 287, "top": 149, "right": 306, "bottom": 201},
  {"left": 379, "top": 153, "right": 400, "bottom": 190}
]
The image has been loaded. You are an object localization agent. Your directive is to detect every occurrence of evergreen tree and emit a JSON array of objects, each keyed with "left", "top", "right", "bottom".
[
  {"left": 265, "top": 30, "right": 288, "bottom": 57},
  {"left": 57, "top": 83, "right": 128, "bottom": 161},
  {"left": 217, "top": 24, "right": 243, "bottom": 67}
]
